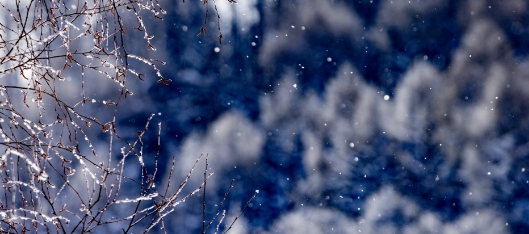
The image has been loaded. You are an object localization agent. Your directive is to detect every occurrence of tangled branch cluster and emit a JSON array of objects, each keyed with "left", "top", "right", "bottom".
[{"left": 0, "top": 0, "right": 251, "bottom": 233}]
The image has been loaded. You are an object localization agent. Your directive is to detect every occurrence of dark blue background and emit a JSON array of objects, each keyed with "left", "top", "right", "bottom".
[{"left": 119, "top": 0, "right": 529, "bottom": 232}]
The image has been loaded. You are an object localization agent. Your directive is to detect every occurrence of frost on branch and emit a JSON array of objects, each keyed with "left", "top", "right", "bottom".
[{"left": 0, "top": 0, "right": 250, "bottom": 232}]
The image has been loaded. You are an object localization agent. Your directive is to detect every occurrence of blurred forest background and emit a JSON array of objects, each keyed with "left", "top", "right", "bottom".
[{"left": 4, "top": 0, "right": 529, "bottom": 233}]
